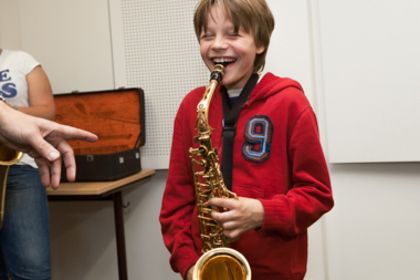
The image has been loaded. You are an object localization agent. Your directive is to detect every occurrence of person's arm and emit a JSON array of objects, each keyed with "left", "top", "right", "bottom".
[
  {"left": 17, "top": 65, "right": 55, "bottom": 120},
  {"left": 159, "top": 102, "right": 199, "bottom": 279},
  {"left": 0, "top": 101, "right": 97, "bottom": 188},
  {"left": 258, "top": 107, "right": 334, "bottom": 236}
]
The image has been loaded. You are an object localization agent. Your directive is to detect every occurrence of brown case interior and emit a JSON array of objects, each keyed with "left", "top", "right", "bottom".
[{"left": 54, "top": 89, "right": 144, "bottom": 155}]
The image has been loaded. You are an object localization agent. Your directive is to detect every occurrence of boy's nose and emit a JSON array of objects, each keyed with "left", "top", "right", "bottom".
[{"left": 211, "top": 35, "right": 228, "bottom": 50}]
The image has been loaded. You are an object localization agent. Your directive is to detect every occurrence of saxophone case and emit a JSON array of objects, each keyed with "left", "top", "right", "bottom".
[{"left": 54, "top": 88, "right": 145, "bottom": 181}]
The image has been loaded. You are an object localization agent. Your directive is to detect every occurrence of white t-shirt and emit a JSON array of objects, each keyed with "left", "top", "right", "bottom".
[{"left": 0, "top": 49, "right": 41, "bottom": 168}]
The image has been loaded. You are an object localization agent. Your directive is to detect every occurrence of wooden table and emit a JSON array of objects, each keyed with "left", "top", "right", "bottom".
[{"left": 47, "top": 169, "right": 156, "bottom": 280}]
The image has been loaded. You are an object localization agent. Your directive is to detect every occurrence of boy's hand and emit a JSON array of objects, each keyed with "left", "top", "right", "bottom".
[{"left": 208, "top": 196, "right": 264, "bottom": 239}]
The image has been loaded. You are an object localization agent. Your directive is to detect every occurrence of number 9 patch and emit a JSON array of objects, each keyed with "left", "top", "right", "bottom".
[{"left": 242, "top": 115, "right": 273, "bottom": 162}]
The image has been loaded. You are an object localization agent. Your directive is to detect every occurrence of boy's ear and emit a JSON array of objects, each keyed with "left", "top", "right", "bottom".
[{"left": 256, "top": 45, "right": 265, "bottom": 54}]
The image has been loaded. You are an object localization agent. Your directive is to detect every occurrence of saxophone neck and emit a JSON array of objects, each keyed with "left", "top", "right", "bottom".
[
  {"left": 198, "top": 80, "right": 218, "bottom": 110},
  {"left": 196, "top": 65, "right": 225, "bottom": 132},
  {"left": 199, "top": 64, "right": 225, "bottom": 108}
]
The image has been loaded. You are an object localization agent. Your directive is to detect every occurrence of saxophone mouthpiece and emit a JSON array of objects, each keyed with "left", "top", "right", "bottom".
[{"left": 210, "top": 64, "right": 225, "bottom": 83}]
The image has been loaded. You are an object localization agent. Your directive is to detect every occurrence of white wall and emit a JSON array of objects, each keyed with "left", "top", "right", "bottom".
[
  {"left": 0, "top": 0, "right": 21, "bottom": 49},
  {"left": 310, "top": 1, "right": 420, "bottom": 278},
  {"left": 16, "top": 0, "right": 114, "bottom": 93},
  {"left": 315, "top": 0, "right": 420, "bottom": 163},
  {"left": 2, "top": 0, "right": 420, "bottom": 279},
  {"left": 325, "top": 163, "right": 420, "bottom": 280}
]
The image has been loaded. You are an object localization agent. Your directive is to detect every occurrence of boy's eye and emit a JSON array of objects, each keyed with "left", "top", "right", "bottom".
[
  {"left": 226, "top": 28, "right": 241, "bottom": 37},
  {"left": 200, "top": 32, "right": 214, "bottom": 40}
]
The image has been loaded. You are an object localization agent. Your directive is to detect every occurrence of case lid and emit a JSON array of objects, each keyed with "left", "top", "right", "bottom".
[{"left": 54, "top": 88, "right": 145, "bottom": 155}]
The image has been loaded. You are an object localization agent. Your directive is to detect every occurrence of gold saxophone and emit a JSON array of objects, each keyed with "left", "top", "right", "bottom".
[
  {"left": 189, "top": 65, "right": 251, "bottom": 280},
  {"left": 0, "top": 144, "right": 23, "bottom": 227}
]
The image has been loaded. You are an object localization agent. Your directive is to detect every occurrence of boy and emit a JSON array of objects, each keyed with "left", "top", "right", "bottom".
[{"left": 159, "top": 1, "right": 334, "bottom": 279}]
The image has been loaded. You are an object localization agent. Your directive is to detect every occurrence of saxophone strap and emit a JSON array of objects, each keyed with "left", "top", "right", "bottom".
[{"left": 221, "top": 73, "right": 259, "bottom": 190}]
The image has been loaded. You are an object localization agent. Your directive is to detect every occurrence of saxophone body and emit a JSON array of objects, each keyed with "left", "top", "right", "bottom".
[
  {"left": 189, "top": 65, "right": 251, "bottom": 280},
  {"left": 0, "top": 144, "right": 23, "bottom": 227}
]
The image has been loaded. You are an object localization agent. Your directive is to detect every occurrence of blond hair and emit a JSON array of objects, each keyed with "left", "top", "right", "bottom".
[{"left": 193, "top": 0, "right": 275, "bottom": 72}]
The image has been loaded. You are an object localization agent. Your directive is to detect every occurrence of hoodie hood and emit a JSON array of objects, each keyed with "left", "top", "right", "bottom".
[{"left": 244, "top": 72, "right": 304, "bottom": 108}]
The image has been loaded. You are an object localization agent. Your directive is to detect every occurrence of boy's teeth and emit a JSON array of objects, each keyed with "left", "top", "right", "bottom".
[{"left": 213, "top": 58, "right": 234, "bottom": 66}]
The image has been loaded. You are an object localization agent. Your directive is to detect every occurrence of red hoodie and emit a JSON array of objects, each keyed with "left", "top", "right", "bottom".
[{"left": 160, "top": 72, "right": 334, "bottom": 280}]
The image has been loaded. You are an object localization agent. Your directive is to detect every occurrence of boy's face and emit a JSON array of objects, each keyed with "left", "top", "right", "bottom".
[{"left": 199, "top": 5, "right": 265, "bottom": 90}]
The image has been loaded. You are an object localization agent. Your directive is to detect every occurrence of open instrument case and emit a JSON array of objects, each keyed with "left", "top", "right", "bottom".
[{"left": 54, "top": 88, "right": 145, "bottom": 181}]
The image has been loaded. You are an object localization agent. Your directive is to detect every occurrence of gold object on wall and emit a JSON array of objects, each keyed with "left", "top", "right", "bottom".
[{"left": 189, "top": 65, "right": 251, "bottom": 280}]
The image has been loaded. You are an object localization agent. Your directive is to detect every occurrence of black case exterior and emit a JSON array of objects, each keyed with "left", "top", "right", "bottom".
[
  {"left": 73, "top": 148, "right": 141, "bottom": 181},
  {"left": 55, "top": 88, "right": 145, "bottom": 182}
]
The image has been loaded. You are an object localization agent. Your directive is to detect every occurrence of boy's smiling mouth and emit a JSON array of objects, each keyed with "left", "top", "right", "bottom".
[{"left": 212, "top": 57, "right": 236, "bottom": 67}]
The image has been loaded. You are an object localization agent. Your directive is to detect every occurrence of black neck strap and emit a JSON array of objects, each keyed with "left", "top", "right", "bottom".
[{"left": 220, "top": 73, "right": 259, "bottom": 189}]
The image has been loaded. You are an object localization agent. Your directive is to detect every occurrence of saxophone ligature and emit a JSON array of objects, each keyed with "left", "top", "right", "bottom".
[
  {"left": 189, "top": 64, "right": 251, "bottom": 280},
  {"left": 0, "top": 144, "right": 23, "bottom": 227}
]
